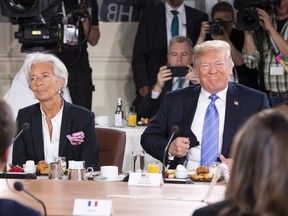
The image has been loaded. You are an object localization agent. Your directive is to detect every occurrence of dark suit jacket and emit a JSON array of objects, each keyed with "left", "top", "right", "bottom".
[
  {"left": 12, "top": 100, "right": 99, "bottom": 169},
  {"left": 0, "top": 199, "right": 42, "bottom": 216},
  {"left": 192, "top": 199, "right": 238, "bottom": 216},
  {"left": 132, "top": 3, "right": 208, "bottom": 91},
  {"left": 141, "top": 83, "right": 270, "bottom": 168}
]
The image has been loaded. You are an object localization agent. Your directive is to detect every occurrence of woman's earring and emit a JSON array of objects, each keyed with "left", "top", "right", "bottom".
[{"left": 58, "top": 89, "right": 61, "bottom": 94}]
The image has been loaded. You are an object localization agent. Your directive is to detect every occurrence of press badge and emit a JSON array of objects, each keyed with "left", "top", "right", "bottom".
[{"left": 270, "top": 63, "right": 284, "bottom": 76}]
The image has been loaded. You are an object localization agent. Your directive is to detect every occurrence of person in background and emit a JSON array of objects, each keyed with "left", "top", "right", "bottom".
[
  {"left": 192, "top": 109, "right": 288, "bottom": 216},
  {"left": 141, "top": 40, "right": 269, "bottom": 170},
  {"left": 196, "top": 1, "right": 259, "bottom": 89},
  {"left": 243, "top": 0, "right": 288, "bottom": 106},
  {"left": 12, "top": 53, "right": 99, "bottom": 169},
  {"left": 0, "top": 100, "right": 42, "bottom": 216},
  {"left": 137, "top": 36, "right": 199, "bottom": 119},
  {"left": 56, "top": 0, "right": 100, "bottom": 110},
  {"left": 132, "top": 0, "right": 208, "bottom": 115}
]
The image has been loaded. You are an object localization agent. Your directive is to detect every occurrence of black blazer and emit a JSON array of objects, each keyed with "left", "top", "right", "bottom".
[
  {"left": 141, "top": 83, "right": 270, "bottom": 167},
  {"left": 0, "top": 199, "right": 42, "bottom": 216},
  {"left": 132, "top": 3, "right": 208, "bottom": 91},
  {"left": 12, "top": 100, "right": 99, "bottom": 169}
]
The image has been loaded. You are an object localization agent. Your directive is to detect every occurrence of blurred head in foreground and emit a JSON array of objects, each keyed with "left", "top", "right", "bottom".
[
  {"left": 225, "top": 109, "right": 288, "bottom": 215},
  {"left": 0, "top": 100, "right": 15, "bottom": 170}
]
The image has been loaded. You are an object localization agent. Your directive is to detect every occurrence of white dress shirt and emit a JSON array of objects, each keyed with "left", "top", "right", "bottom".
[
  {"left": 41, "top": 104, "right": 64, "bottom": 163},
  {"left": 185, "top": 87, "right": 228, "bottom": 170},
  {"left": 165, "top": 2, "right": 187, "bottom": 46}
]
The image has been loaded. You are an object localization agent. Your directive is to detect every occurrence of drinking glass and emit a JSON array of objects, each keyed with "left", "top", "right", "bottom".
[
  {"left": 147, "top": 160, "right": 160, "bottom": 173},
  {"left": 48, "top": 162, "right": 62, "bottom": 180},
  {"left": 127, "top": 105, "right": 137, "bottom": 127},
  {"left": 132, "top": 150, "right": 145, "bottom": 172},
  {"left": 55, "top": 156, "right": 67, "bottom": 174}
]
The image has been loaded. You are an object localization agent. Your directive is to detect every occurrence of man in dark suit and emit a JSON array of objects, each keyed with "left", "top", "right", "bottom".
[
  {"left": 137, "top": 35, "right": 199, "bottom": 119},
  {"left": 0, "top": 100, "right": 42, "bottom": 216},
  {"left": 141, "top": 40, "right": 270, "bottom": 170},
  {"left": 132, "top": 0, "right": 208, "bottom": 112}
]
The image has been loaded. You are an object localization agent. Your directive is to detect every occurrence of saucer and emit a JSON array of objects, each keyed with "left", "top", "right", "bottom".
[{"left": 93, "top": 175, "right": 125, "bottom": 182}]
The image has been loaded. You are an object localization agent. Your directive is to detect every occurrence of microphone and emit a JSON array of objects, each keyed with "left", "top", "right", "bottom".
[
  {"left": 14, "top": 181, "right": 47, "bottom": 216},
  {"left": 162, "top": 125, "right": 179, "bottom": 179},
  {"left": 11, "top": 123, "right": 30, "bottom": 144}
]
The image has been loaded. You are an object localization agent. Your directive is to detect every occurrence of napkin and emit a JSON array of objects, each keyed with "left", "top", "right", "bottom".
[{"left": 218, "top": 163, "right": 230, "bottom": 183}]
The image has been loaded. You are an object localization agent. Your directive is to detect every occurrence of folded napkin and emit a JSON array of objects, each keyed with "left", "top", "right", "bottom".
[
  {"left": 66, "top": 131, "right": 85, "bottom": 145},
  {"left": 218, "top": 163, "right": 230, "bottom": 183}
]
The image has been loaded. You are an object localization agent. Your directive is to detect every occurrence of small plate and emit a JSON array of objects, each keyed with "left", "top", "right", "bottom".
[
  {"left": 93, "top": 175, "right": 125, "bottom": 182},
  {"left": 190, "top": 176, "right": 224, "bottom": 182}
]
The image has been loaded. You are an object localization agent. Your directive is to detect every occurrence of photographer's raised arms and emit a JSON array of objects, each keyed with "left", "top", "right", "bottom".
[{"left": 242, "top": 0, "right": 288, "bottom": 107}]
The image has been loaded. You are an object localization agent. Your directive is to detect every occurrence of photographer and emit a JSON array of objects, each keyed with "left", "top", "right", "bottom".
[
  {"left": 243, "top": 0, "right": 288, "bottom": 107},
  {"left": 56, "top": 0, "right": 100, "bottom": 111},
  {"left": 196, "top": 1, "right": 259, "bottom": 89}
]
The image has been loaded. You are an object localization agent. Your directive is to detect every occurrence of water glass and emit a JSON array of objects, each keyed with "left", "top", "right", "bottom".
[
  {"left": 132, "top": 150, "right": 145, "bottom": 172},
  {"left": 55, "top": 156, "right": 67, "bottom": 173},
  {"left": 48, "top": 162, "right": 62, "bottom": 180}
]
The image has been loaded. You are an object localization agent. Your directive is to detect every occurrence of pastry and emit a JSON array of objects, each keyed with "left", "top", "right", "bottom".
[
  {"left": 36, "top": 160, "right": 49, "bottom": 174},
  {"left": 196, "top": 166, "right": 209, "bottom": 175}
]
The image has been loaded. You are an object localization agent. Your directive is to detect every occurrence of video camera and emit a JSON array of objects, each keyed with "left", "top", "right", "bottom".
[
  {"left": 234, "top": 0, "right": 282, "bottom": 31},
  {"left": 0, "top": 0, "right": 91, "bottom": 53},
  {"left": 209, "top": 19, "right": 226, "bottom": 36}
]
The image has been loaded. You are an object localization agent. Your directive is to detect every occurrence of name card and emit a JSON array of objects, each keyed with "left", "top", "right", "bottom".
[
  {"left": 73, "top": 199, "right": 112, "bottom": 216},
  {"left": 128, "top": 172, "right": 162, "bottom": 187}
]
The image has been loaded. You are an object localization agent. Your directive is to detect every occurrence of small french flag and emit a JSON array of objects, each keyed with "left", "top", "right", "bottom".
[{"left": 88, "top": 200, "right": 98, "bottom": 207}]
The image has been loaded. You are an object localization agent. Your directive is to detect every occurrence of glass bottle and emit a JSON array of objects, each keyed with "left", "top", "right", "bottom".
[{"left": 114, "top": 98, "right": 122, "bottom": 127}]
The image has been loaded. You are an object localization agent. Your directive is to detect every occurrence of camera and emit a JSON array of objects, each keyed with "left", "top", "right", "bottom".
[
  {"left": 209, "top": 19, "right": 226, "bottom": 36},
  {"left": 0, "top": 0, "right": 91, "bottom": 53},
  {"left": 234, "top": 0, "right": 281, "bottom": 31},
  {"left": 167, "top": 66, "right": 189, "bottom": 77}
]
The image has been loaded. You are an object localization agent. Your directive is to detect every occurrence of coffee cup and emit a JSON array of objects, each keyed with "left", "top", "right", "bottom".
[
  {"left": 24, "top": 160, "right": 36, "bottom": 174},
  {"left": 100, "top": 166, "right": 118, "bottom": 180}
]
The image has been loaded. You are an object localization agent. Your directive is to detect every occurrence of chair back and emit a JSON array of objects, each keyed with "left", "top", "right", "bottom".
[{"left": 95, "top": 127, "right": 126, "bottom": 172}]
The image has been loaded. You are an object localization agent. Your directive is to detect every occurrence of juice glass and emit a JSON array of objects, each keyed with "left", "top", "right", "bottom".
[
  {"left": 147, "top": 161, "right": 160, "bottom": 173},
  {"left": 128, "top": 105, "right": 137, "bottom": 127}
]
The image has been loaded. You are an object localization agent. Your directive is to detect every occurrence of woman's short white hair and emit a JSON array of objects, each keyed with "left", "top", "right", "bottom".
[{"left": 23, "top": 52, "right": 68, "bottom": 88}]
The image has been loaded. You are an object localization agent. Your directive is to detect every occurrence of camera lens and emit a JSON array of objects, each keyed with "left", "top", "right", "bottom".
[
  {"left": 242, "top": 10, "right": 258, "bottom": 26},
  {"left": 210, "top": 22, "right": 223, "bottom": 36}
]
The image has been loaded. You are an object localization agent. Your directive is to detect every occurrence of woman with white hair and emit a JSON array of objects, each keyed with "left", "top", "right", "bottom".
[{"left": 12, "top": 53, "right": 99, "bottom": 169}]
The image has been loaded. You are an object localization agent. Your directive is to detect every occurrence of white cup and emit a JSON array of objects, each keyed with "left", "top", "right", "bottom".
[
  {"left": 95, "top": 116, "right": 109, "bottom": 126},
  {"left": 24, "top": 160, "right": 36, "bottom": 174},
  {"left": 100, "top": 166, "right": 118, "bottom": 180}
]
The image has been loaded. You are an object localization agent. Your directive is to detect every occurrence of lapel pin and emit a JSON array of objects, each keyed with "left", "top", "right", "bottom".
[{"left": 234, "top": 101, "right": 239, "bottom": 106}]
